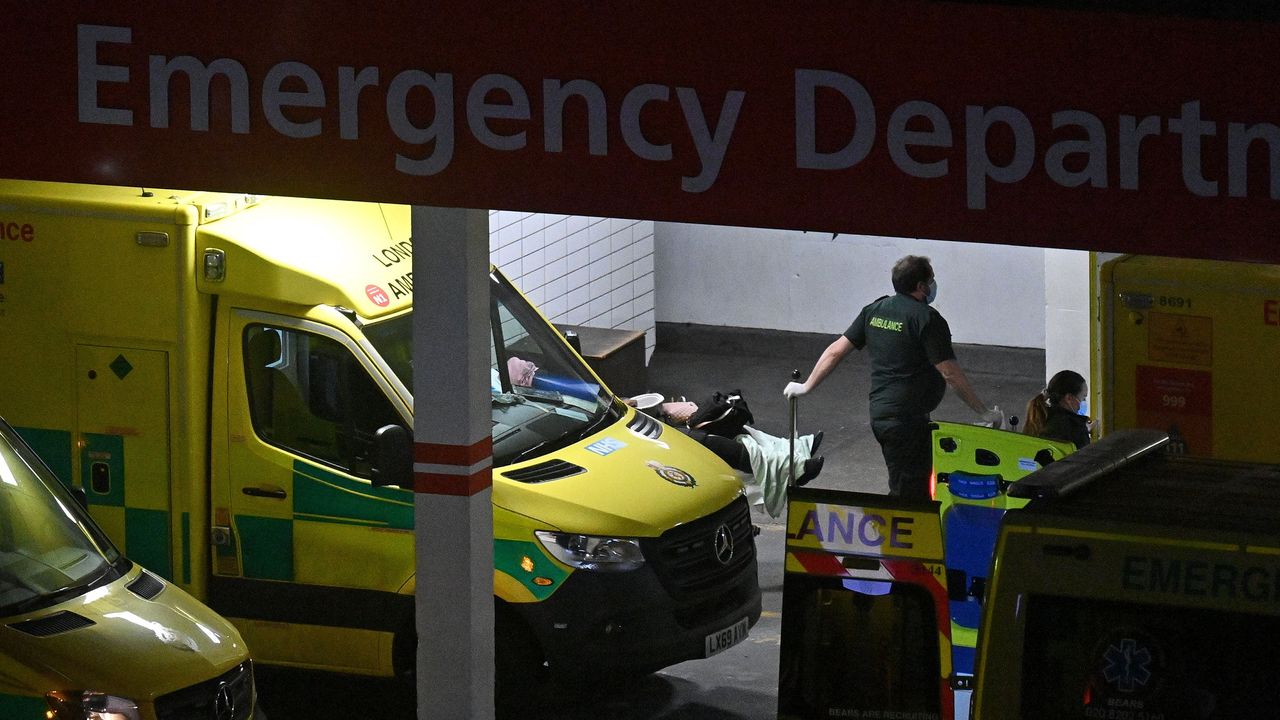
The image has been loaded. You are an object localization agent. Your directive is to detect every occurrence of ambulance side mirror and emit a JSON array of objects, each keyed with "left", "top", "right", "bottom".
[{"left": 371, "top": 424, "right": 414, "bottom": 489}]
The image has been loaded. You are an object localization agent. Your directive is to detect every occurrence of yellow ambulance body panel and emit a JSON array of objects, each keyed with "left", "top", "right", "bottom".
[
  {"left": 0, "top": 418, "right": 255, "bottom": 720},
  {"left": 778, "top": 488, "right": 954, "bottom": 720},
  {"left": 1099, "top": 254, "right": 1280, "bottom": 462},
  {"left": 974, "top": 430, "right": 1280, "bottom": 718},
  {"left": 0, "top": 179, "right": 760, "bottom": 680}
]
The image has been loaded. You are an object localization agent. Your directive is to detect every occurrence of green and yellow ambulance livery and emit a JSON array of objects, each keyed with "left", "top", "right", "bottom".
[
  {"left": 975, "top": 429, "right": 1280, "bottom": 718},
  {"left": 774, "top": 422, "right": 1079, "bottom": 719},
  {"left": 778, "top": 488, "right": 954, "bottom": 720},
  {"left": 0, "top": 417, "right": 254, "bottom": 720},
  {"left": 0, "top": 180, "right": 761, "bottom": 684}
]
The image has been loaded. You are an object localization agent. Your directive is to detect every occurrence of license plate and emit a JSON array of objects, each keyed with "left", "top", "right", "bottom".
[{"left": 705, "top": 616, "right": 750, "bottom": 657}]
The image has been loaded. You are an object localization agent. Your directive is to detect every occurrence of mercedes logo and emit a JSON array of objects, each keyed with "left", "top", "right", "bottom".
[
  {"left": 212, "top": 681, "right": 235, "bottom": 720},
  {"left": 713, "top": 524, "right": 734, "bottom": 565}
]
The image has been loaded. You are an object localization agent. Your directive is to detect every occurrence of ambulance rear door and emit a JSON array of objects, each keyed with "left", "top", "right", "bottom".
[
  {"left": 75, "top": 345, "right": 174, "bottom": 580},
  {"left": 1100, "top": 254, "right": 1280, "bottom": 462},
  {"left": 778, "top": 487, "right": 953, "bottom": 720}
]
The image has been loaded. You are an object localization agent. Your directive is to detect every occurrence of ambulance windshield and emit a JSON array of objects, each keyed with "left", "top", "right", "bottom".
[
  {"left": 363, "top": 271, "right": 621, "bottom": 466},
  {"left": 0, "top": 421, "right": 126, "bottom": 617}
]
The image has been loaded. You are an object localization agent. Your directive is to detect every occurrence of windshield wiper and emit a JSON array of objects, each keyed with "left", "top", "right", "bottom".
[
  {"left": 511, "top": 386, "right": 570, "bottom": 406},
  {"left": 570, "top": 404, "right": 616, "bottom": 443},
  {"left": 1, "top": 583, "right": 90, "bottom": 617},
  {"left": 509, "top": 439, "right": 552, "bottom": 465},
  {"left": 1, "top": 562, "right": 120, "bottom": 617}
]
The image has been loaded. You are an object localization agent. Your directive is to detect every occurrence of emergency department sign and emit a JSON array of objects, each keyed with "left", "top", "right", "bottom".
[{"left": 3, "top": 2, "right": 1280, "bottom": 261}]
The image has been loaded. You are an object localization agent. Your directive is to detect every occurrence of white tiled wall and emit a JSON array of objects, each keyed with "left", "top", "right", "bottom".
[{"left": 489, "top": 211, "right": 656, "bottom": 359}]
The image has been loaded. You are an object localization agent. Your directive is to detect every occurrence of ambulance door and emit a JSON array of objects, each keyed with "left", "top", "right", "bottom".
[
  {"left": 213, "top": 311, "right": 415, "bottom": 675},
  {"left": 75, "top": 345, "right": 173, "bottom": 578},
  {"left": 778, "top": 487, "right": 954, "bottom": 720},
  {"left": 1100, "top": 255, "right": 1280, "bottom": 462}
]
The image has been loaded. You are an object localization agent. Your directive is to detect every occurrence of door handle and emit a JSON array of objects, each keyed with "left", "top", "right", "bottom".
[{"left": 241, "top": 485, "right": 287, "bottom": 500}]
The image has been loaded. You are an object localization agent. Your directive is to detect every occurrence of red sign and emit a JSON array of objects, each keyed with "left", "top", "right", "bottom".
[
  {"left": 2, "top": 2, "right": 1280, "bottom": 261},
  {"left": 365, "top": 284, "right": 390, "bottom": 308},
  {"left": 1135, "top": 365, "right": 1213, "bottom": 456}
]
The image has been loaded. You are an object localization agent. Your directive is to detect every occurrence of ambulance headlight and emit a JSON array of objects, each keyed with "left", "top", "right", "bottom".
[
  {"left": 535, "top": 531, "right": 645, "bottom": 572},
  {"left": 45, "top": 690, "right": 141, "bottom": 720}
]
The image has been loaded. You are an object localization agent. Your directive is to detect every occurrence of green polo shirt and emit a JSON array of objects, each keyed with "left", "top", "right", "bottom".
[{"left": 845, "top": 293, "right": 955, "bottom": 419}]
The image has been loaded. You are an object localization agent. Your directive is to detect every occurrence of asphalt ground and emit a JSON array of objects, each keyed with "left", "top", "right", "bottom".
[{"left": 255, "top": 324, "right": 1047, "bottom": 720}]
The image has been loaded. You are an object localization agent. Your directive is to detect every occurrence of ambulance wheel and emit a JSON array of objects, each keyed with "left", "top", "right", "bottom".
[{"left": 495, "top": 600, "right": 550, "bottom": 704}]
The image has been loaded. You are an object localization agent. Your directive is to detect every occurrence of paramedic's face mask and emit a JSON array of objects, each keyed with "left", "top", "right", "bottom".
[
  {"left": 923, "top": 278, "right": 938, "bottom": 304},
  {"left": 1066, "top": 384, "right": 1088, "bottom": 414}
]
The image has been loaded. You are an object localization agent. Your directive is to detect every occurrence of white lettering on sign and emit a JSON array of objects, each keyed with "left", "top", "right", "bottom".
[
  {"left": 74, "top": 24, "right": 1280, "bottom": 206},
  {"left": 794, "top": 69, "right": 1280, "bottom": 210},
  {"left": 76, "top": 24, "right": 745, "bottom": 194}
]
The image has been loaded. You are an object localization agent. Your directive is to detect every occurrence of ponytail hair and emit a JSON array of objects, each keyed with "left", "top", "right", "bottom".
[
  {"left": 1022, "top": 390, "right": 1051, "bottom": 438},
  {"left": 1023, "top": 369, "right": 1087, "bottom": 438}
]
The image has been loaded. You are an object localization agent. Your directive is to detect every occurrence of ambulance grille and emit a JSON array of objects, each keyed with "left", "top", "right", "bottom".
[
  {"left": 644, "top": 495, "right": 755, "bottom": 597},
  {"left": 127, "top": 570, "right": 165, "bottom": 600},
  {"left": 156, "top": 660, "right": 254, "bottom": 720},
  {"left": 502, "top": 459, "right": 586, "bottom": 483},
  {"left": 627, "top": 411, "right": 664, "bottom": 439},
  {"left": 9, "top": 610, "right": 95, "bottom": 637}
]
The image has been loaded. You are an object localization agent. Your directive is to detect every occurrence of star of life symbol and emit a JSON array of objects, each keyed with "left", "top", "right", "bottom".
[{"left": 1102, "top": 638, "right": 1152, "bottom": 692}]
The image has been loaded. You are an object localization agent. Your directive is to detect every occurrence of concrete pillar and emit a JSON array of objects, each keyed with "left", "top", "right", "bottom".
[{"left": 410, "top": 205, "right": 495, "bottom": 720}]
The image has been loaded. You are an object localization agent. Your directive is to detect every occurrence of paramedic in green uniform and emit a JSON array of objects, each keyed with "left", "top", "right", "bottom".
[{"left": 784, "top": 255, "right": 1002, "bottom": 500}]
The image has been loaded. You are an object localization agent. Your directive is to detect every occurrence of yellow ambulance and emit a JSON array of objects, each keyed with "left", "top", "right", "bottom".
[
  {"left": 775, "top": 424, "right": 1076, "bottom": 720},
  {"left": 778, "top": 487, "right": 956, "bottom": 720},
  {"left": 0, "top": 180, "right": 760, "bottom": 684},
  {"left": 0, "top": 416, "right": 255, "bottom": 720},
  {"left": 974, "top": 429, "right": 1280, "bottom": 718},
  {"left": 1097, "top": 253, "right": 1280, "bottom": 463}
]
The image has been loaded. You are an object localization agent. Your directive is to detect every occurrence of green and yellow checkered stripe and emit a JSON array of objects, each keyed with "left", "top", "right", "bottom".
[
  {"left": 78, "top": 432, "right": 173, "bottom": 579},
  {"left": 17, "top": 427, "right": 176, "bottom": 580}
]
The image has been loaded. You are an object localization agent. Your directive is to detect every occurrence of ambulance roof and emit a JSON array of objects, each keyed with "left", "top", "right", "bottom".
[
  {"left": 1010, "top": 430, "right": 1280, "bottom": 538},
  {"left": 1109, "top": 252, "right": 1280, "bottom": 287},
  {"left": 0, "top": 179, "right": 223, "bottom": 217},
  {"left": 197, "top": 194, "right": 413, "bottom": 318},
  {"left": 0, "top": 180, "right": 415, "bottom": 319}
]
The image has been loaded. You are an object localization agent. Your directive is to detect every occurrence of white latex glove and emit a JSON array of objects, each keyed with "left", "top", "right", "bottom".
[
  {"left": 978, "top": 405, "right": 1005, "bottom": 429},
  {"left": 783, "top": 381, "right": 809, "bottom": 399}
]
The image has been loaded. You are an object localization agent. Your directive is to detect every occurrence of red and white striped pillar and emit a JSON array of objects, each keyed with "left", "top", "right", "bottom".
[{"left": 410, "top": 205, "right": 495, "bottom": 720}]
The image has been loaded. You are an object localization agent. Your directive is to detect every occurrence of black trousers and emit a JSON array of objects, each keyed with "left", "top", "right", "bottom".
[
  {"left": 870, "top": 414, "right": 933, "bottom": 501},
  {"left": 681, "top": 428, "right": 752, "bottom": 474}
]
